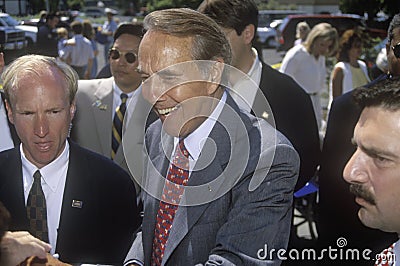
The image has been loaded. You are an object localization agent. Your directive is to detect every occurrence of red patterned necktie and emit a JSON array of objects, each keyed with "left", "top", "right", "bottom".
[
  {"left": 26, "top": 170, "right": 49, "bottom": 243},
  {"left": 151, "top": 139, "right": 190, "bottom": 266},
  {"left": 375, "top": 243, "right": 395, "bottom": 266}
]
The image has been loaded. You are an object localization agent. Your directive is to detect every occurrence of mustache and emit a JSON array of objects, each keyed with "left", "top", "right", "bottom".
[{"left": 349, "top": 184, "right": 376, "bottom": 205}]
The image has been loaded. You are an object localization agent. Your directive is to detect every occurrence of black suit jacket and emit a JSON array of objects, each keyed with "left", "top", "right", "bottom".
[
  {"left": 0, "top": 140, "right": 140, "bottom": 265},
  {"left": 317, "top": 74, "right": 397, "bottom": 264},
  {"left": 0, "top": 91, "right": 19, "bottom": 146},
  {"left": 256, "top": 62, "right": 320, "bottom": 190}
]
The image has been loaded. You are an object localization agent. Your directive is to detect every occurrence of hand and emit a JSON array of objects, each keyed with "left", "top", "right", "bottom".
[{"left": 0, "top": 231, "right": 51, "bottom": 266}]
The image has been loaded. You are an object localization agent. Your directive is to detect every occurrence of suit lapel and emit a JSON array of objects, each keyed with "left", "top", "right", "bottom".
[
  {"left": 143, "top": 133, "right": 174, "bottom": 264},
  {"left": 252, "top": 63, "right": 274, "bottom": 124},
  {"left": 120, "top": 89, "right": 155, "bottom": 179},
  {"left": 56, "top": 141, "right": 91, "bottom": 252},
  {"left": 0, "top": 149, "right": 29, "bottom": 230},
  {"left": 93, "top": 79, "right": 114, "bottom": 156},
  {"left": 162, "top": 94, "right": 240, "bottom": 264}
]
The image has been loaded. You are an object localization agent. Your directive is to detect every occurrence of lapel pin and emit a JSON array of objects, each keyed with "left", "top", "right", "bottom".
[
  {"left": 262, "top": 111, "right": 269, "bottom": 120},
  {"left": 72, "top": 200, "right": 83, "bottom": 208},
  {"left": 92, "top": 100, "right": 107, "bottom": 110}
]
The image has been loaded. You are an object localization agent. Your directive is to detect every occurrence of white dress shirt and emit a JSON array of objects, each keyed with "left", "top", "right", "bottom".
[
  {"left": 393, "top": 239, "right": 400, "bottom": 266},
  {"left": 172, "top": 91, "right": 227, "bottom": 173},
  {"left": 230, "top": 48, "right": 262, "bottom": 112},
  {"left": 112, "top": 81, "right": 140, "bottom": 124},
  {"left": 0, "top": 93, "right": 14, "bottom": 152},
  {"left": 21, "top": 141, "right": 69, "bottom": 255}
]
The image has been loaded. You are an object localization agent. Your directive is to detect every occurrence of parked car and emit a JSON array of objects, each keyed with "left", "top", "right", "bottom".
[
  {"left": 0, "top": 13, "right": 37, "bottom": 53},
  {"left": 82, "top": 8, "right": 105, "bottom": 18},
  {"left": 257, "top": 19, "right": 282, "bottom": 48},
  {"left": 256, "top": 10, "right": 305, "bottom": 48},
  {"left": 0, "top": 13, "right": 27, "bottom": 63},
  {"left": 276, "top": 14, "right": 387, "bottom": 52}
]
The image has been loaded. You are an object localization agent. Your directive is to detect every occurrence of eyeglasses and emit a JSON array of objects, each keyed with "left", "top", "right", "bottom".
[
  {"left": 392, "top": 42, "right": 400, "bottom": 59},
  {"left": 109, "top": 48, "right": 137, "bottom": 64}
]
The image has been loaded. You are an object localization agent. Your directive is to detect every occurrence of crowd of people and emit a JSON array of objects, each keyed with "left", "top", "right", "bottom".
[{"left": 0, "top": 0, "right": 399, "bottom": 265}]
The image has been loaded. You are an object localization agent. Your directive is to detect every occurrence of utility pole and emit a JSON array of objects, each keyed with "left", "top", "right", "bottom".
[{"left": 45, "top": 0, "right": 50, "bottom": 11}]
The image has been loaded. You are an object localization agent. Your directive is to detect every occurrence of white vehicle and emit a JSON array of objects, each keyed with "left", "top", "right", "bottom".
[
  {"left": 257, "top": 19, "right": 282, "bottom": 48},
  {"left": 0, "top": 13, "right": 36, "bottom": 52}
]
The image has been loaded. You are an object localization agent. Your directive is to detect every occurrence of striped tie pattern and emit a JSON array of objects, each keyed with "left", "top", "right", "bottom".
[
  {"left": 111, "top": 93, "right": 128, "bottom": 159},
  {"left": 151, "top": 139, "right": 190, "bottom": 266},
  {"left": 375, "top": 243, "right": 395, "bottom": 266},
  {"left": 26, "top": 170, "right": 49, "bottom": 242}
]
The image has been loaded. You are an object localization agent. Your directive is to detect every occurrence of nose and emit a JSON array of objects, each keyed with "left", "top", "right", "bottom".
[
  {"left": 141, "top": 76, "right": 167, "bottom": 105},
  {"left": 343, "top": 149, "right": 369, "bottom": 184},
  {"left": 34, "top": 114, "right": 49, "bottom": 138}
]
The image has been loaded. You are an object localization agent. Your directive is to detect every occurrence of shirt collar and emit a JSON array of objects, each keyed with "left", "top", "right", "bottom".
[
  {"left": 248, "top": 47, "right": 261, "bottom": 76},
  {"left": 113, "top": 81, "right": 136, "bottom": 100},
  {"left": 21, "top": 141, "right": 70, "bottom": 192},
  {"left": 175, "top": 91, "right": 227, "bottom": 161}
]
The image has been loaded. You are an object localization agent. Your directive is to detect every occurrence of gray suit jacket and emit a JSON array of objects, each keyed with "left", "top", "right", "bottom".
[
  {"left": 71, "top": 78, "right": 154, "bottom": 192},
  {"left": 125, "top": 93, "right": 299, "bottom": 265}
]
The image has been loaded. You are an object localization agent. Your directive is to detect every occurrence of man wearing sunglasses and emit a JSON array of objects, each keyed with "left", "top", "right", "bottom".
[
  {"left": 70, "top": 23, "right": 152, "bottom": 194},
  {"left": 317, "top": 14, "right": 400, "bottom": 265}
]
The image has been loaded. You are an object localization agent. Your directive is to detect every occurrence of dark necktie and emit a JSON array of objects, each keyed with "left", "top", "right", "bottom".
[
  {"left": 111, "top": 93, "right": 128, "bottom": 159},
  {"left": 151, "top": 139, "right": 190, "bottom": 266},
  {"left": 26, "top": 170, "right": 49, "bottom": 243}
]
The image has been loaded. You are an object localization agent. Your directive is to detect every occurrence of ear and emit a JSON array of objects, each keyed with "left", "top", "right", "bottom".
[
  {"left": 242, "top": 24, "right": 255, "bottom": 45},
  {"left": 5, "top": 100, "right": 14, "bottom": 125},
  {"left": 70, "top": 100, "right": 76, "bottom": 120},
  {"left": 207, "top": 59, "right": 225, "bottom": 95}
]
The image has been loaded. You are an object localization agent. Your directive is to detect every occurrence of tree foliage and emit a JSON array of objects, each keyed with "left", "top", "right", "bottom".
[
  {"left": 145, "top": 0, "right": 203, "bottom": 11},
  {"left": 340, "top": 0, "right": 400, "bottom": 20}
]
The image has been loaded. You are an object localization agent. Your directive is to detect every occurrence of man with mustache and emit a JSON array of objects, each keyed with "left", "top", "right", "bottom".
[
  {"left": 317, "top": 14, "right": 400, "bottom": 262},
  {"left": 343, "top": 77, "right": 400, "bottom": 265}
]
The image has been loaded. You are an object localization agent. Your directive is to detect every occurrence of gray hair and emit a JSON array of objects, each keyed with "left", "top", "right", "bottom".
[{"left": 143, "top": 8, "right": 232, "bottom": 64}]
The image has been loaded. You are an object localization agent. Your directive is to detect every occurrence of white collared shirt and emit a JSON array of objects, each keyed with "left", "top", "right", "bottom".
[
  {"left": 230, "top": 47, "right": 262, "bottom": 112},
  {"left": 393, "top": 239, "right": 400, "bottom": 266},
  {"left": 172, "top": 91, "right": 227, "bottom": 173},
  {"left": 0, "top": 94, "right": 14, "bottom": 152},
  {"left": 112, "top": 81, "right": 140, "bottom": 123},
  {"left": 21, "top": 141, "right": 70, "bottom": 255}
]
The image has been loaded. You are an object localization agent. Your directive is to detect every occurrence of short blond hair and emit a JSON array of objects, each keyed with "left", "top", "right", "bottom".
[
  {"left": 2, "top": 55, "right": 78, "bottom": 107},
  {"left": 57, "top": 27, "right": 68, "bottom": 38}
]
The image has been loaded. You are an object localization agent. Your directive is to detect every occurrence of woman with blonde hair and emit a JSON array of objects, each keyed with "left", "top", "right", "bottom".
[
  {"left": 280, "top": 22, "right": 339, "bottom": 131},
  {"left": 294, "top": 21, "right": 310, "bottom": 46}
]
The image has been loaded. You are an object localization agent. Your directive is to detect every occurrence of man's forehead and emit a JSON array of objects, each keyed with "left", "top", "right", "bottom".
[{"left": 139, "top": 31, "right": 193, "bottom": 74}]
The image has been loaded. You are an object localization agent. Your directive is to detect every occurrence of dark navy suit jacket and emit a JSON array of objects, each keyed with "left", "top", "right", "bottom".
[{"left": 0, "top": 140, "right": 140, "bottom": 264}]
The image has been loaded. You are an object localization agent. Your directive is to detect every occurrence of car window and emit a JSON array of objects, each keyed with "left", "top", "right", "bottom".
[{"left": 0, "top": 15, "right": 19, "bottom": 26}]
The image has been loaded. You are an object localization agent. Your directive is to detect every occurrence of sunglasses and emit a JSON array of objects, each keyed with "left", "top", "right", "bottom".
[
  {"left": 392, "top": 42, "right": 400, "bottom": 59},
  {"left": 109, "top": 48, "right": 137, "bottom": 64}
]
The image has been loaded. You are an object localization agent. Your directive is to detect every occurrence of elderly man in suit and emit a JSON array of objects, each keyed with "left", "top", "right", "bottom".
[
  {"left": 124, "top": 8, "right": 299, "bottom": 266},
  {"left": 0, "top": 55, "right": 140, "bottom": 264},
  {"left": 198, "top": 0, "right": 320, "bottom": 192},
  {"left": 70, "top": 23, "right": 153, "bottom": 193}
]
